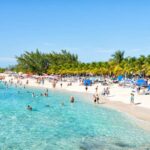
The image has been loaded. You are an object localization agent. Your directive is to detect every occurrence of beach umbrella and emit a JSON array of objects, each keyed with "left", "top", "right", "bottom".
[
  {"left": 83, "top": 79, "right": 92, "bottom": 86},
  {"left": 117, "top": 75, "right": 123, "bottom": 81},
  {"left": 136, "top": 79, "right": 148, "bottom": 87},
  {"left": 148, "top": 85, "right": 150, "bottom": 91}
]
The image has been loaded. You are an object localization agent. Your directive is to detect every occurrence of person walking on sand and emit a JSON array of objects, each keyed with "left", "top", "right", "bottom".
[
  {"left": 102, "top": 88, "right": 106, "bottom": 96},
  {"left": 85, "top": 86, "right": 88, "bottom": 91},
  {"left": 60, "top": 83, "right": 63, "bottom": 88},
  {"left": 95, "top": 86, "right": 98, "bottom": 93},
  {"left": 105, "top": 87, "right": 110, "bottom": 96},
  {"left": 130, "top": 93, "right": 134, "bottom": 104}
]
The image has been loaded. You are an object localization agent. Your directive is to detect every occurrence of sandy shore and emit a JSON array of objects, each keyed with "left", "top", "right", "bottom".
[
  {"left": 1, "top": 74, "right": 150, "bottom": 130},
  {"left": 101, "top": 101, "right": 150, "bottom": 131}
]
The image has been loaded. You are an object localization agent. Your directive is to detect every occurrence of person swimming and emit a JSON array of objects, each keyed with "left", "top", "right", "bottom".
[
  {"left": 70, "top": 96, "right": 75, "bottom": 103},
  {"left": 61, "top": 102, "right": 65, "bottom": 106},
  {"left": 32, "top": 92, "right": 35, "bottom": 97},
  {"left": 27, "top": 105, "right": 32, "bottom": 111},
  {"left": 44, "top": 92, "right": 48, "bottom": 97}
]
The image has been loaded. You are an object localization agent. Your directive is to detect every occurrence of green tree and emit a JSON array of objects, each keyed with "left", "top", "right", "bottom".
[{"left": 111, "top": 50, "right": 125, "bottom": 64}]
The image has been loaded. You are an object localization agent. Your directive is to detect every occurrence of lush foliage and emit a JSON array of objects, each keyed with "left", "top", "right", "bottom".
[
  {"left": 14, "top": 49, "right": 150, "bottom": 76},
  {"left": 0, "top": 68, "right": 5, "bottom": 73},
  {"left": 15, "top": 49, "right": 78, "bottom": 75}
]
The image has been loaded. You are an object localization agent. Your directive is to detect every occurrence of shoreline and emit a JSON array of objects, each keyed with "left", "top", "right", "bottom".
[
  {"left": 101, "top": 101, "right": 150, "bottom": 131},
  {"left": 1, "top": 75, "right": 150, "bottom": 131}
]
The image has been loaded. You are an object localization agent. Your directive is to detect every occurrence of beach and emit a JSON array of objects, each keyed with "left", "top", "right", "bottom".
[{"left": 1, "top": 73, "right": 150, "bottom": 131}]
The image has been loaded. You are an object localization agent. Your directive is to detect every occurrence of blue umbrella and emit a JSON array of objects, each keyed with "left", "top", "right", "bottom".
[
  {"left": 83, "top": 79, "right": 92, "bottom": 86},
  {"left": 117, "top": 75, "right": 123, "bottom": 81},
  {"left": 136, "top": 79, "right": 148, "bottom": 87}
]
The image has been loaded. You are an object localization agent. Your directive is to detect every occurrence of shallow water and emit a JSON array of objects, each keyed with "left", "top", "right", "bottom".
[{"left": 0, "top": 81, "right": 150, "bottom": 150}]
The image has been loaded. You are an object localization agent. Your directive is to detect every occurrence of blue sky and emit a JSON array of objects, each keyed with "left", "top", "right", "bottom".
[{"left": 0, "top": 0, "right": 150, "bottom": 67}]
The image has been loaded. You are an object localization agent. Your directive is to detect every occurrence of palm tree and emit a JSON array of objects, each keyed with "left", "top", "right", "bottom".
[{"left": 111, "top": 50, "right": 125, "bottom": 64}]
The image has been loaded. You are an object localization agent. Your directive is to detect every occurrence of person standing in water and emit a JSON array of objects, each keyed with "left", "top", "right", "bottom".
[
  {"left": 27, "top": 105, "right": 32, "bottom": 111},
  {"left": 70, "top": 96, "right": 75, "bottom": 103},
  {"left": 93, "top": 94, "right": 96, "bottom": 103},
  {"left": 32, "top": 92, "right": 35, "bottom": 97},
  {"left": 96, "top": 94, "right": 100, "bottom": 104}
]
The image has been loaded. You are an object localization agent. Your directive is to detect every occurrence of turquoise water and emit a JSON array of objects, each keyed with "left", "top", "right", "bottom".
[{"left": 0, "top": 81, "right": 150, "bottom": 150}]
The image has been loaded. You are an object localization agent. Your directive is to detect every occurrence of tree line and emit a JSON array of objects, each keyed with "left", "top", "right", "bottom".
[
  {"left": 0, "top": 68, "right": 5, "bottom": 73},
  {"left": 9, "top": 49, "right": 150, "bottom": 76}
]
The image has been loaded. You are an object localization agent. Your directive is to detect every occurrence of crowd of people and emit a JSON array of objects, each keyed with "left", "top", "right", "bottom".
[
  {"left": 2, "top": 74, "right": 149, "bottom": 111},
  {"left": 1, "top": 78, "right": 77, "bottom": 111}
]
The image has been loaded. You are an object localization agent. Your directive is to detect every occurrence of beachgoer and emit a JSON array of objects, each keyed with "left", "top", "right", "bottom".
[
  {"left": 102, "top": 88, "right": 106, "bottom": 96},
  {"left": 93, "top": 94, "right": 96, "bottom": 103},
  {"left": 32, "top": 92, "right": 35, "bottom": 97},
  {"left": 105, "top": 87, "right": 110, "bottom": 96},
  {"left": 95, "top": 86, "right": 98, "bottom": 92},
  {"left": 137, "top": 86, "right": 140, "bottom": 94},
  {"left": 27, "top": 105, "right": 32, "bottom": 111},
  {"left": 70, "top": 96, "right": 75, "bottom": 103},
  {"left": 52, "top": 82, "right": 56, "bottom": 88},
  {"left": 26, "top": 80, "right": 29, "bottom": 85},
  {"left": 44, "top": 92, "right": 48, "bottom": 97},
  {"left": 142, "top": 88, "right": 146, "bottom": 95},
  {"left": 60, "top": 83, "right": 63, "bottom": 88},
  {"left": 85, "top": 86, "right": 88, "bottom": 91},
  {"left": 96, "top": 94, "right": 100, "bottom": 104},
  {"left": 41, "top": 79, "right": 44, "bottom": 85},
  {"left": 130, "top": 93, "right": 134, "bottom": 104}
]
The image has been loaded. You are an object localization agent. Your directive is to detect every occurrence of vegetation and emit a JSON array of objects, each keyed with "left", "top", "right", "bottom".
[
  {"left": 14, "top": 49, "right": 150, "bottom": 76},
  {"left": 0, "top": 68, "right": 5, "bottom": 73}
]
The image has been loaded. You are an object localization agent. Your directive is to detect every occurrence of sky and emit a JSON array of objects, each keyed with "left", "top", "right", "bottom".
[{"left": 0, "top": 0, "right": 150, "bottom": 67}]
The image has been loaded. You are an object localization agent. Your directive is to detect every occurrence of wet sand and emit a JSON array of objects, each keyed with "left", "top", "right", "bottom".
[{"left": 102, "top": 100, "right": 150, "bottom": 131}]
